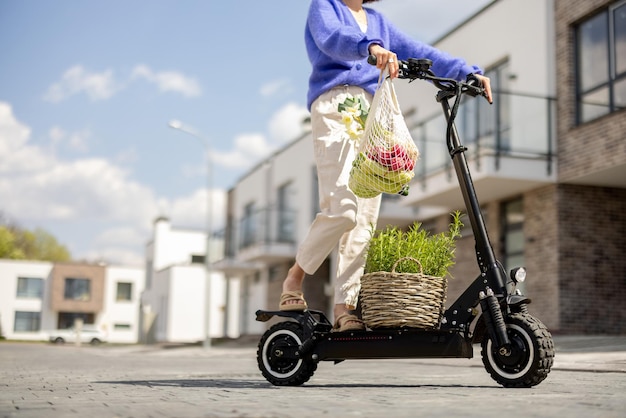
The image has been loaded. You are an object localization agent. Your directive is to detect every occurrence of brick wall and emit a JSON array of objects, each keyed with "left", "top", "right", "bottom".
[
  {"left": 49, "top": 263, "right": 105, "bottom": 313},
  {"left": 557, "top": 185, "right": 626, "bottom": 333},
  {"left": 554, "top": 0, "right": 626, "bottom": 334},
  {"left": 524, "top": 185, "right": 560, "bottom": 330},
  {"left": 555, "top": 0, "right": 626, "bottom": 182}
]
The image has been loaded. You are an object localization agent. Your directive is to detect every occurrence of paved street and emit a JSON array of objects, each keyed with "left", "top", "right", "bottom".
[{"left": 1, "top": 336, "right": 625, "bottom": 418}]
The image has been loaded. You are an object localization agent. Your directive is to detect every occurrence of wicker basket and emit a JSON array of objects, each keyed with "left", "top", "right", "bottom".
[{"left": 360, "top": 257, "right": 447, "bottom": 329}]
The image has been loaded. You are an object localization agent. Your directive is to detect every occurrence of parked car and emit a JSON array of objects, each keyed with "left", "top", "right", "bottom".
[{"left": 48, "top": 326, "right": 107, "bottom": 345}]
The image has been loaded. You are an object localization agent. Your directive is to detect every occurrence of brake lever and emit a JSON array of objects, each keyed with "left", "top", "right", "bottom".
[{"left": 464, "top": 74, "right": 488, "bottom": 100}]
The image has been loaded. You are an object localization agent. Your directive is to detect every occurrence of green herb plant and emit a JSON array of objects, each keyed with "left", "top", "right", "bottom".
[{"left": 364, "top": 211, "right": 463, "bottom": 277}]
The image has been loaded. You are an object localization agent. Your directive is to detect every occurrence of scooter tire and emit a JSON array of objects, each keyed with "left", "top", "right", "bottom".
[
  {"left": 481, "top": 312, "right": 555, "bottom": 388},
  {"left": 257, "top": 321, "right": 317, "bottom": 386}
]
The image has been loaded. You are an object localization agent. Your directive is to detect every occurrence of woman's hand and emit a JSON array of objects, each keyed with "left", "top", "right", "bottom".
[
  {"left": 475, "top": 74, "right": 493, "bottom": 104},
  {"left": 368, "top": 44, "right": 398, "bottom": 78}
]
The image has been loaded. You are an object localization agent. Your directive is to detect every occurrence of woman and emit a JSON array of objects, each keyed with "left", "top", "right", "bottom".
[{"left": 280, "top": 0, "right": 492, "bottom": 331}]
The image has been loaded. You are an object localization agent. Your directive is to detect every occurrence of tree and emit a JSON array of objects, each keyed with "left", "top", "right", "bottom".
[
  {"left": 0, "top": 224, "right": 71, "bottom": 262},
  {"left": 0, "top": 226, "right": 24, "bottom": 259}
]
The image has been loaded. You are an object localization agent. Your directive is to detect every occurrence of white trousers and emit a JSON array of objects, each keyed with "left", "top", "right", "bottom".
[{"left": 296, "top": 85, "right": 381, "bottom": 309}]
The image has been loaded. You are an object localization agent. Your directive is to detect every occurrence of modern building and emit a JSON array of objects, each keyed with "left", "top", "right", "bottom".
[
  {"left": 139, "top": 217, "right": 238, "bottom": 344},
  {"left": 214, "top": 0, "right": 626, "bottom": 336},
  {"left": 0, "top": 259, "right": 144, "bottom": 343}
]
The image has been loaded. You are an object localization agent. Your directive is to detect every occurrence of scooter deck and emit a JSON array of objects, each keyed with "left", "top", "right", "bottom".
[
  {"left": 256, "top": 309, "right": 473, "bottom": 361},
  {"left": 310, "top": 328, "right": 473, "bottom": 361}
]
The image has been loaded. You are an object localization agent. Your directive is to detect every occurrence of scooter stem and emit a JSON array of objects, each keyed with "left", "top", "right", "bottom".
[{"left": 439, "top": 98, "right": 508, "bottom": 296}]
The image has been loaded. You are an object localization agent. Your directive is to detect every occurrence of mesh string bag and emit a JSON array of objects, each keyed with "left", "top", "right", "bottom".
[{"left": 349, "top": 71, "right": 420, "bottom": 198}]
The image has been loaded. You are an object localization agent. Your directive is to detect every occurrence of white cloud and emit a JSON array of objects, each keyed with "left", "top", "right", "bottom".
[
  {"left": 43, "top": 65, "right": 120, "bottom": 102},
  {"left": 82, "top": 246, "right": 145, "bottom": 267},
  {"left": 0, "top": 101, "right": 228, "bottom": 265},
  {"left": 95, "top": 226, "right": 145, "bottom": 247},
  {"left": 260, "top": 78, "right": 292, "bottom": 98},
  {"left": 210, "top": 133, "right": 273, "bottom": 170},
  {"left": 42, "top": 64, "right": 202, "bottom": 103},
  {"left": 48, "top": 126, "right": 90, "bottom": 153},
  {"left": 2, "top": 157, "right": 158, "bottom": 224},
  {"left": 132, "top": 64, "right": 202, "bottom": 97},
  {"left": 207, "top": 103, "right": 309, "bottom": 172},
  {"left": 268, "top": 102, "right": 309, "bottom": 144},
  {"left": 166, "top": 188, "right": 226, "bottom": 231},
  {"left": 113, "top": 147, "right": 139, "bottom": 165},
  {"left": 0, "top": 103, "right": 51, "bottom": 174},
  {"left": 235, "top": 133, "right": 274, "bottom": 157},
  {"left": 0, "top": 102, "right": 31, "bottom": 153},
  {"left": 0, "top": 102, "right": 159, "bottom": 262}
]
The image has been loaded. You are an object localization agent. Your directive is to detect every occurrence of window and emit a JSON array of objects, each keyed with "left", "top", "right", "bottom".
[
  {"left": 58, "top": 312, "right": 94, "bottom": 329},
  {"left": 501, "top": 198, "right": 525, "bottom": 272},
  {"left": 576, "top": 1, "right": 626, "bottom": 123},
  {"left": 14, "top": 311, "right": 41, "bottom": 332},
  {"left": 16, "top": 277, "right": 43, "bottom": 299},
  {"left": 268, "top": 265, "right": 282, "bottom": 282},
  {"left": 241, "top": 202, "right": 257, "bottom": 247},
  {"left": 277, "top": 181, "right": 296, "bottom": 242},
  {"left": 311, "top": 166, "right": 320, "bottom": 220},
  {"left": 64, "top": 278, "right": 91, "bottom": 301},
  {"left": 191, "top": 254, "right": 205, "bottom": 264},
  {"left": 116, "top": 282, "right": 133, "bottom": 301}
]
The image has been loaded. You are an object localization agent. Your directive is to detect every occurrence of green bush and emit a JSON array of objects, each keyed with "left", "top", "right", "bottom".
[{"left": 365, "top": 212, "right": 463, "bottom": 277}]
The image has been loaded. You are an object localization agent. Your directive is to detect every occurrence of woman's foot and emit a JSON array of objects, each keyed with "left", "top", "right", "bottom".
[
  {"left": 333, "top": 312, "right": 365, "bottom": 332},
  {"left": 279, "top": 264, "right": 306, "bottom": 311},
  {"left": 279, "top": 290, "right": 307, "bottom": 311},
  {"left": 332, "top": 304, "right": 365, "bottom": 332}
]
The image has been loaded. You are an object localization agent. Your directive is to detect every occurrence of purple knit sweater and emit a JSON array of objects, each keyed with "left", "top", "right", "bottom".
[{"left": 305, "top": 0, "right": 483, "bottom": 109}]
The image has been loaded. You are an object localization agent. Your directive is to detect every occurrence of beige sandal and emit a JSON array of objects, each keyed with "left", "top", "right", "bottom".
[
  {"left": 333, "top": 313, "right": 365, "bottom": 332},
  {"left": 279, "top": 290, "right": 308, "bottom": 311}
]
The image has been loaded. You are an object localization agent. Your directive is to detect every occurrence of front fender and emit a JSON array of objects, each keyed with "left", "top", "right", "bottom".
[{"left": 508, "top": 294, "right": 532, "bottom": 306}]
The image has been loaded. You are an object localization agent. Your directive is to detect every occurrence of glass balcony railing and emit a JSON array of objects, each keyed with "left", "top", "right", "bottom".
[
  {"left": 238, "top": 207, "right": 298, "bottom": 251},
  {"left": 410, "top": 91, "right": 556, "bottom": 182}
]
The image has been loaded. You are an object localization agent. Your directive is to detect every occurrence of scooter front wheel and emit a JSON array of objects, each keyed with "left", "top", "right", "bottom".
[
  {"left": 481, "top": 312, "right": 554, "bottom": 388},
  {"left": 257, "top": 321, "right": 317, "bottom": 386}
]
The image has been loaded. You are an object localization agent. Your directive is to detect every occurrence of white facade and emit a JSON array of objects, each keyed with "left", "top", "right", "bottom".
[
  {"left": 140, "top": 217, "right": 238, "bottom": 343},
  {"left": 0, "top": 259, "right": 54, "bottom": 341},
  {"left": 396, "top": 0, "right": 556, "bottom": 211},
  {"left": 102, "top": 265, "right": 145, "bottom": 344},
  {"left": 0, "top": 259, "right": 144, "bottom": 344}
]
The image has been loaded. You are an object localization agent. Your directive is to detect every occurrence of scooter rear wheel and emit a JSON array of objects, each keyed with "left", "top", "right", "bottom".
[
  {"left": 481, "top": 312, "right": 554, "bottom": 388},
  {"left": 257, "top": 321, "right": 317, "bottom": 386}
]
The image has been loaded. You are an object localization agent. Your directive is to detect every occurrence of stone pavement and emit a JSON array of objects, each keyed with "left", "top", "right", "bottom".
[
  {"left": 215, "top": 333, "right": 626, "bottom": 372},
  {"left": 1, "top": 335, "right": 625, "bottom": 418}
]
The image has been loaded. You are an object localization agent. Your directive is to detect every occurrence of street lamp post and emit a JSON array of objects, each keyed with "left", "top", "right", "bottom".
[{"left": 168, "top": 119, "right": 213, "bottom": 349}]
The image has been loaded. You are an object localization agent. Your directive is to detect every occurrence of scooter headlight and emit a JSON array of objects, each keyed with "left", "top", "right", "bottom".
[{"left": 510, "top": 267, "right": 526, "bottom": 284}]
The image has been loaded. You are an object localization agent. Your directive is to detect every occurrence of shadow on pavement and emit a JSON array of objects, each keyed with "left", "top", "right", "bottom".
[
  {"left": 95, "top": 379, "right": 273, "bottom": 389},
  {"left": 94, "top": 379, "right": 496, "bottom": 389}
]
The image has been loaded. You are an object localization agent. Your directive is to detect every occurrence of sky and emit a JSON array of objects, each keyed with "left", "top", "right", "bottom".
[{"left": 0, "top": 0, "right": 493, "bottom": 267}]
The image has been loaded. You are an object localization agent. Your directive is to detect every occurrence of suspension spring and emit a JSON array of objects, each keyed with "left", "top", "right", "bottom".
[{"left": 479, "top": 288, "right": 511, "bottom": 355}]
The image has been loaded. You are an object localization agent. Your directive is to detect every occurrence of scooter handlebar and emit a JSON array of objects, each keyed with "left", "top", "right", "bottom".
[{"left": 367, "top": 55, "right": 487, "bottom": 100}]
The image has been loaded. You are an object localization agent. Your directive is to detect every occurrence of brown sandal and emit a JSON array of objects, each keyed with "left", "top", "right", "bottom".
[
  {"left": 333, "top": 313, "right": 365, "bottom": 332},
  {"left": 279, "top": 290, "right": 308, "bottom": 311}
]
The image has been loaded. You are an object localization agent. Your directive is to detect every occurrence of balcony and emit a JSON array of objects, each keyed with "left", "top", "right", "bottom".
[
  {"left": 403, "top": 91, "right": 557, "bottom": 210},
  {"left": 236, "top": 207, "right": 298, "bottom": 264}
]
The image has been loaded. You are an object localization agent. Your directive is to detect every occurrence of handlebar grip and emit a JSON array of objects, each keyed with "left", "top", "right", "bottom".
[
  {"left": 466, "top": 73, "right": 483, "bottom": 88},
  {"left": 367, "top": 55, "right": 377, "bottom": 66},
  {"left": 465, "top": 73, "right": 485, "bottom": 98}
]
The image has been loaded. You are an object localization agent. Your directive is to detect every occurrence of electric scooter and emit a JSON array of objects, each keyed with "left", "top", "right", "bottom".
[{"left": 254, "top": 57, "right": 555, "bottom": 388}]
